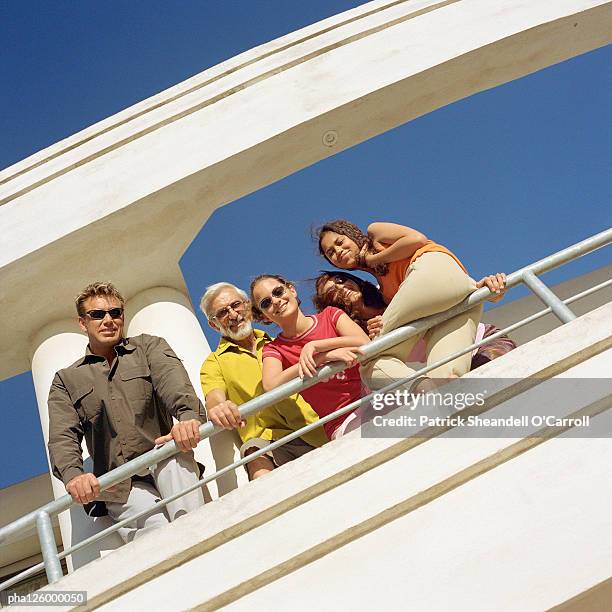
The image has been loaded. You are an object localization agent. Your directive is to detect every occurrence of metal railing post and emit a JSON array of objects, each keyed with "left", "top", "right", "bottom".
[
  {"left": 522, "top": 270, "right": 577, "bottom": 323},
  {"left": 36, "top": 512, "right": 62, "bottom": 584}
]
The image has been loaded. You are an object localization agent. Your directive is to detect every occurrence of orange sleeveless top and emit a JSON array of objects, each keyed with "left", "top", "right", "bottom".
[{"left": 378, "top": 241, "right": 467, "bottom": 303}]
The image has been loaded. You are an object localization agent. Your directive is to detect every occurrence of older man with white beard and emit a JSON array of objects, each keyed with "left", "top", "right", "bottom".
[{"left": 200, "top": 283, "right": 327, "bottom": 480}]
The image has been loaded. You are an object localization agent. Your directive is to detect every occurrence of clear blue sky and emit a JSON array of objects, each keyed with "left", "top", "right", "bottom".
[{"left": 0, "top": 1, "right": 610, "bottom": 489}]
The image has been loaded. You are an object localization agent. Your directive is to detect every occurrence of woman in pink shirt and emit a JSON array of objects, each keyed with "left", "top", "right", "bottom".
[{"left": 250, "top": 274, "right": 370, "bottom": 440}]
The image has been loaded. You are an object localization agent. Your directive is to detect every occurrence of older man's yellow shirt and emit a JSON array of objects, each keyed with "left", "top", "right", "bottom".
[{"left": 200, "top": 329, "right": 327, "bottom": 448}]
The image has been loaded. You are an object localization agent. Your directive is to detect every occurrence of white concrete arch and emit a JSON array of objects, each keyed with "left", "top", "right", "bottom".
[{"left": 0, "top": 0, "right": 610, "bottom": 380}]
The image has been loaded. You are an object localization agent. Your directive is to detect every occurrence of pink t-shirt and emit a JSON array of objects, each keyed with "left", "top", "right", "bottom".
[{"left": 262, "top": 307, "right": 363, "bottom": 440}]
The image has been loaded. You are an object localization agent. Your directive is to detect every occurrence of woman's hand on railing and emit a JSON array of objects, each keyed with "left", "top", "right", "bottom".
[
  {"left": 323, "top": 347, "right": 364, "bottom": 368},
  {"left": 297, "top": 341, "right": 347, "bottom": 378},
  {"left": 476, "top": 273, "right": 507, "bottom": 302},
  {"left": 298, "top": 341, "right": 320, "bottom": 378},
  {"left": 366, "top": 315, "right": 384, "bottom": 339},
  {"left": 154, "top": 419, "right": 201, "bottom": 451}
]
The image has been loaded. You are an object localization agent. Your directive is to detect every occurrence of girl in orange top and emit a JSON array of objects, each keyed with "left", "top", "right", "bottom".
[{"left": 317, "top": 220, "right": 502, "bottom": 392}]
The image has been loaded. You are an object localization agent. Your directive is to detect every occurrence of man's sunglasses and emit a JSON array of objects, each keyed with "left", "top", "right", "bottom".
[
  {"left": 85, "top": 308, "right": 124, "bottom": 320},
  {"left": 259, "top": 285, "right": 287, "bottom": 311},
  {"left": 212, "top": 300, "right": 247, "bottom": 321}
]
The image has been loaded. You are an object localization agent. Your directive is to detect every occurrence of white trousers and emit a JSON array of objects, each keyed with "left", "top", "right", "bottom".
[{"left": 106, "top": 451, "right": 204, "bottom": 543}]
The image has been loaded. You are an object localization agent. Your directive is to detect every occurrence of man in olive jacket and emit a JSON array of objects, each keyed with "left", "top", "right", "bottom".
[{"left": 48, "top": 281, "right": 205, "bottom": 542}]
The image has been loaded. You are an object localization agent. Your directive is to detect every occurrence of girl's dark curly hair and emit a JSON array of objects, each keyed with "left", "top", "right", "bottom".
[
  {"left": 315, "top": 219, "right": 388, "bottom": 275},
  {"left": 250, "top": 274, "right": 300, "bottom": 324},
  {"left": 312, "top": 271, "right": 385, "bottom": 332}
]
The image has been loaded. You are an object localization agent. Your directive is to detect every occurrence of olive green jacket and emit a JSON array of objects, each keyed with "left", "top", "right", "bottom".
[{"left": 48, "top": 334, "right": 205, "bottom": 502}]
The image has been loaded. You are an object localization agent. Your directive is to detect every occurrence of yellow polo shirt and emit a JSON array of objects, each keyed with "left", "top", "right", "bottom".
[{"left": 200, "top": 329, "right": 327, "bottom": 448}]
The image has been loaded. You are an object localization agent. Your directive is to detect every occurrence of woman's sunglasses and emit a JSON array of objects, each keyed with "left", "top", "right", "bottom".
[
  {"left": 85, "top": 308, "right": 124, "bottom": 320},
  {"left": 259, "top": 285, "right": 287, "bottom": 311}
]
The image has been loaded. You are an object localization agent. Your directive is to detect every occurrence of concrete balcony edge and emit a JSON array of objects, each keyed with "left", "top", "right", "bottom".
[{"left": 31, "top": 302, "right": 612, "bottom": 609}]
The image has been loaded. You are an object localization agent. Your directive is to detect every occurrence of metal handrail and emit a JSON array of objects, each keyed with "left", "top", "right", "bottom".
[
  {"left": 2, "top": 275, "right": 611, "bottom": 594},
  {"left": 0, "top": 227, "right": 610, "bottom": 589}
]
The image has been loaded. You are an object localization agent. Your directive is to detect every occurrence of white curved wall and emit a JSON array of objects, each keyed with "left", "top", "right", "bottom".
[{"left": 0, "top": 0, "right": 610, "bottom": 379}]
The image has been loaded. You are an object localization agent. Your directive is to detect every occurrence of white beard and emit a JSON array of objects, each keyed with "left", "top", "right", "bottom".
[{"left": 224, "top": 320, "right": 253, "bottom": 341}]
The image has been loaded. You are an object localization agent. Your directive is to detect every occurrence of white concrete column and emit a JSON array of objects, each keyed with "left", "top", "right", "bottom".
[
  {"left": 126, "top": 286, "right": 248, "bottom": 498},
  {"left": 30, "top": 321, "right": 124, "bottom": 573}
]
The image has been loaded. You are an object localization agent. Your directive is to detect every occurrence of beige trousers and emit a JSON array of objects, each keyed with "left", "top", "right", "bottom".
[
  {"left": 360, "top": 252, "right": 482, "bottom": 390},
  {"left": 106, "top": 451, "right": 204, "bottom": 543}
]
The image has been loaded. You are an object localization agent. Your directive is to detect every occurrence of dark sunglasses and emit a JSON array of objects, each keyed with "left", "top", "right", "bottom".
[
  {"left": 259, "top": 285, "right": 287, "bottom": 311},
  {"left": 85, "top": 308, "right": 124, "bottom": 320}
]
